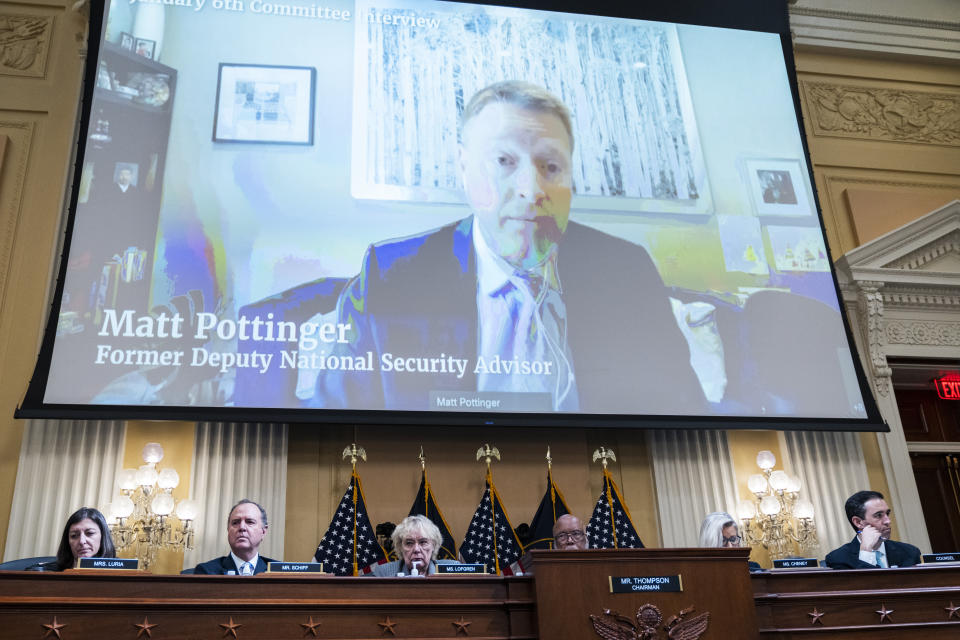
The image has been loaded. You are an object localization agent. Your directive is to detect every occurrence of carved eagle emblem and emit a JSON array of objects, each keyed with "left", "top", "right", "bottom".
[{"left": 589, "top": 605, "right": 709, "bottom": 640}]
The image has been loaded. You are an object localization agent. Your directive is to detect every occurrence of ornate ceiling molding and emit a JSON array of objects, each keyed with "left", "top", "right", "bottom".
[
  {"left": 791, "top": 6, "right": 959, "bottom": 32},
  {"left": 789, "top": 4, "right": 960, "bottom": 61}
]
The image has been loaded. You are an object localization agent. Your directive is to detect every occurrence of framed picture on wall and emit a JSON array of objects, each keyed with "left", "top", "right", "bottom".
[
  {"left": 212, "top": 63, "right": 316, "bottom": 145},
  {"left": 742, "top": 157, "right": 813, "bottom": 217}
]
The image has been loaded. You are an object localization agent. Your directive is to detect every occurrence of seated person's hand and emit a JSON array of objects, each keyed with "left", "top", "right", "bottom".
[{"left": 859, "top": 524, "right": 883, "bottom": 552}]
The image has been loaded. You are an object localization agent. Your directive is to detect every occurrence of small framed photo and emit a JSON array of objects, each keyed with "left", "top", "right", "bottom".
[
  {"left": 113, "top": 161, "right": 139, "bottom": 188},
  {"left": 119, "top": 32, "right": 134, "bottom": 51},
  {"left": 134, "top": 37, "right": 156, "bottom": 60},
  {"left": 742, "top": 158, "right": 813, "bottom": 217},
  {"left": 212, "top": 63, "right": 316, "bottom": 145}
]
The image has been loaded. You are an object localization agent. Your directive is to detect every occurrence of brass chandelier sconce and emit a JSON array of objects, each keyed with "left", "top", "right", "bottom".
[
  {"left": 737, "top": 450, "right": 818, "bottom": 560},
  {"left": 107, "top": 442, "right": 198, "bottom": 571}
]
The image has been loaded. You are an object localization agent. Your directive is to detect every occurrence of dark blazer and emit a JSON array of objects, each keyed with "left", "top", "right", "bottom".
[
  {"left": 288, "top": 217, "right": 705, "bottom": 413},
  {"left": 192, "top": 554, "right": 275, "bottom": 575},
  {"left": 824, "top": 536, "right": 921, "bottom": 569},
  {"left": 366, "top": 558, "right": 461, "bottom": 577}
]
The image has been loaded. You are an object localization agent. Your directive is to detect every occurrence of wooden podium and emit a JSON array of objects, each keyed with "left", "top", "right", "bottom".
[{"left": 531, "top": 548, "right": 758, "bottom": 639}]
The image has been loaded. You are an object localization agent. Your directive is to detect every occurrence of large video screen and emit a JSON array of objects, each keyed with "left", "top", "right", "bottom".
[{"left": 20, "top": 0, "right": 884, "bottom": 428}]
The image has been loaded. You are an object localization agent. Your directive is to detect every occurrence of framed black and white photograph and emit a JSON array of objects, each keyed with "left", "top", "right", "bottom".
[
  {"left": 212, "top": 63, "right": 316, "bottom": 145},
  {"left": 743, "top": 158, "right": 813, "bottom": 216},
  {"left": 134, "top": 37, "right": 156, "bottom": 60},
  {"left": 119, "top": 32, "right": 134, "bottom": 51}
]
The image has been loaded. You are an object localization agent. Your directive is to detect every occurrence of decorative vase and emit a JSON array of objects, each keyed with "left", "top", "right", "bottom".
[{"left": 132, "top": 3, "right": 165, "bottom": 60}]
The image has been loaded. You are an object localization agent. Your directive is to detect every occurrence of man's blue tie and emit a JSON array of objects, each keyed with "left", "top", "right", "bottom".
[{"left": 874, "top": 550, "right": 883, "bottom": 567}]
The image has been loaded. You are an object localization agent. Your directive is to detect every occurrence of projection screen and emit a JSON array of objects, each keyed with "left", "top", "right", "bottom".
[{"left": 17, "top": 0, "right": 887, "bottom": 430}]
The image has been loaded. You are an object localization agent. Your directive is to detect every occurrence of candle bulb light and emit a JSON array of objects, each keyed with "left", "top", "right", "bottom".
[
  {"left": 738, "top": 450, "right": 819, "bottom": 560},
  {"left": 107, "top": 442, "right": 197, "bottom": 571}
]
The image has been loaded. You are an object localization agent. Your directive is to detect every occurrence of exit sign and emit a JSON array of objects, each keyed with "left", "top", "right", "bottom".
[{"left": 934, "top": 376, "right": 960, "bottom": 400}]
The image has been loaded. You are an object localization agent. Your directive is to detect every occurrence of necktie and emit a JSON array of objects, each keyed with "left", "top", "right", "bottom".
[
  {"left": 874, "top": 550, "right": 884, "bottom": 568},
  {"left": 481, "top": 274, "right": 576, "bottom": 410},
  {"left": 240, "top": 561, "right": 254, "bottom": 575}
]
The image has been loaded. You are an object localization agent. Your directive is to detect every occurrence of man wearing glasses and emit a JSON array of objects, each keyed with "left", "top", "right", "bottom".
[
  {"left": 552, "top": 514, "right": 589, "bottom": 550},
  {"left": 367, "top": 515, "right": 461, "bottom": 576}
]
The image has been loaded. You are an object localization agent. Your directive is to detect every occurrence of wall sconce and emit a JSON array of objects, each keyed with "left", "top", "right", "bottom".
[
  {"left": 107, "top": 442, "right": 197, "bottom": 571},
  {"left": 737, "top": 450, "right": 818, "bottom": 560}
]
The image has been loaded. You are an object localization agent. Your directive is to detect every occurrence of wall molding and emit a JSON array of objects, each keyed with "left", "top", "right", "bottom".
[
  {"left": 791, "top": 6, "right": 960, "bottom": 32},
  {"left": 0, "top": 119, "right": 36, "bottom": 320},
  {"left": 907, "top": 441, "right": 960, "bottom": 453},
  {"left": 790, "top": 5, "right": 960, "bottom": 61},
  {"left": 802, "top": 81, "right": 960, "bottom": 147},
  {"left": 0, "top": 13, "right": 54, "bottom": 79},
  {"left": 886, "top": 320, "right": 960, "bottom": 347}
]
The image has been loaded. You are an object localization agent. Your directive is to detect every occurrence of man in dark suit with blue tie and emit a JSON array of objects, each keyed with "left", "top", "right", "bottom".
[
  {"left": 824, "top": 490, "right": 921, "bottom": 569},
  {"left": 192, "top": 500, "right": 276, "bottom": 575},
  {"left": 278, "top": 80, "right": 704, "bottom": 414}
]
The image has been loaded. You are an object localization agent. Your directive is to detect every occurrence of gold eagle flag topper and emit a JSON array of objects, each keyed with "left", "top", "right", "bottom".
[
  {"left": 342, "top": 443, "right": 367, "bottom": 470},
  {"left": 593, "top": 446, "right": 616, "bottom": 469},
  {"left": 476, "top": 444, "right": 501, "bottom": 470}
]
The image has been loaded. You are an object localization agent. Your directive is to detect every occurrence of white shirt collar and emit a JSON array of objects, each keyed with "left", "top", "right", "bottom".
[{"left": 472, "top": 216, "right": 561, "bottom": 299}]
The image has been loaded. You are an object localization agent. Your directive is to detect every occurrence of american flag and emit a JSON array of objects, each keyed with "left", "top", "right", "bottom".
[
  {"left": 586, "top": 468, "right": 644, "bottom": 549},
  {"left": 408, "top": 469, "right": 457, "bottom": 560},
  {"left": 458, "top": 471, "right": 524, "bottom": 575},
  {"left": 313, "top": 470, "right": 387, "bottom": 575},
  {"left": 525, "top": 468, "right": 570, "bottom": 550}
]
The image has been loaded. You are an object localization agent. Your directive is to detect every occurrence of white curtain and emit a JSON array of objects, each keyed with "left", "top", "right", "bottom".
[
  {"left": 781, "top": 430, "right": 869, "bottom": 557},
  {"left": 184, "top": 422, "right": 288, "bottom": 569},
  {"left": 3, "top": 420, "right": 125, "bottom": 562},
  {"left": 650, "top": 430, "right": 739, "bottom": 547}
]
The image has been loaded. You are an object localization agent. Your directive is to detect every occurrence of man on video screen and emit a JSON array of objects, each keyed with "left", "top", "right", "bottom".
[{"left": 243, "top": 81, "right": 705, "bottom": 414}]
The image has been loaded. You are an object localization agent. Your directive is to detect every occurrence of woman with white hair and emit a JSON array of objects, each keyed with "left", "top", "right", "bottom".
[
  {"left": 367, "top": 515, "right": 460, "bottom": 576},
  {"left": 699, "top": 511, "right": 762, "bottom": 571},
  {"left": 699, "top": 511, "right": 742, "bottom": 548}
]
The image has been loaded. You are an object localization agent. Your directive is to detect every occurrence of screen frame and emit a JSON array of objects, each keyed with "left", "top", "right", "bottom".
[{"left": 15, "top": 0, "right": 888, "bottom": 432}]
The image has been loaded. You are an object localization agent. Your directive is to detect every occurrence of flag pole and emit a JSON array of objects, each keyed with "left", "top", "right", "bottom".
[
  {"left": 476, "top": 444, "right": 502, "bottom": 573},
  {"left": 342, "top": 443, "right": 367, "bottom": 576},
  {"left": 419, "top": 446, "right": 428, "bottom": 515},
  {"left": 592, "top": 446, "right": 618, "bottom": 548}
]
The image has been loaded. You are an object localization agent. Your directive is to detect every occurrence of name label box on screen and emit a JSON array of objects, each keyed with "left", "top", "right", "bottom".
[
  {"left": 609, "top": 575, "right": 682, "bottom": 593},
  {"left": 76, "top": 557, "right": 139, "bottom": 570},
  {"left": 267, "top": 562, "right": 325, "bottom": 573},
  {"left": 436, "top": 563, "right": 487, "bottom": 574}
]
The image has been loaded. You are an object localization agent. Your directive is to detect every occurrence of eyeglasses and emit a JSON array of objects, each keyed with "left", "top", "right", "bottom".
[
  {"left": 722, "top": 535, "right": 742, "bottom": 546},
  {"left": 555, "top": 530, "right": 585, "bottom": 543},
  {"left": 401, "top": 538, "right": 434, "bottom": 550}
]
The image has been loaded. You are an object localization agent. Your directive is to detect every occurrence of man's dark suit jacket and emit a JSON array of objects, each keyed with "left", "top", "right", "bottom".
[
  {"left": 824, "top": 536, "right": 921, "bottom": 569},
  {"left": 192, "top": 554, "right": 275, "bottom": 575},
  {"left": 237, "top": 216, "right": 705, "bottom": 413}
]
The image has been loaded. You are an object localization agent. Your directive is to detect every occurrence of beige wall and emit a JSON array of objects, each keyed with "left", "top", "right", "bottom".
[
  {"left": 794, "top": 50, "right": 960, "bottom": 255},
  {"left": 0, "top": 3, "right": 956, "bottom": 567},
  {"left": 793, "top": 46, "right": 959, "bottom": 537},
  {"left": 0, "top": 0, "right": 88, "bottom": 555}
]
